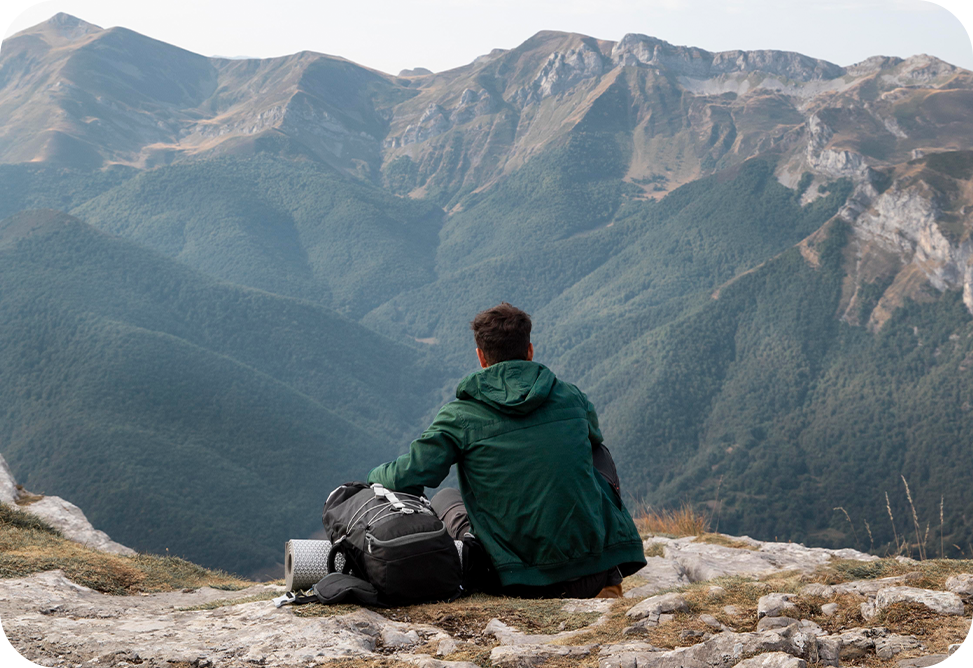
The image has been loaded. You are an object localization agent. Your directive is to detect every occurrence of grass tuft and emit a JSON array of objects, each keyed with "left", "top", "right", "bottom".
[
  {"left": 635, "top": 503, "right": 710, "bottom": 537},
  {"left": 0, "top": 502, "right": 62, "bottom": 536},
  {"left": 0, "top": 502, "right": 250, "bottom": 594}
]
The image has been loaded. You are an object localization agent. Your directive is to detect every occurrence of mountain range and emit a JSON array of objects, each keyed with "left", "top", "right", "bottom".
[{"left": 1, "top": 13, "right": 972, "bottom": 575}]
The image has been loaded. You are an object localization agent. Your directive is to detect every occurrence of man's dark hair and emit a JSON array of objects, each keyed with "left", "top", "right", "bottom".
[{"left": 471, "top": 303, "right": 532, "bottom": 365}]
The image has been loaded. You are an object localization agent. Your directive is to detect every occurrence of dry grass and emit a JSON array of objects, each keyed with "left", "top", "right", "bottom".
[
  {"left": 812, "top": 557, "right": 973, "bottom": 589},
  {"left": 0, "top": 502, "right": 250, "bottom": 594},
  {"left": 635, "top": 503, "right": 710, "bottom": 537},
  {"left": 643, "top": 542, "right": 666, "bottom": 558}
]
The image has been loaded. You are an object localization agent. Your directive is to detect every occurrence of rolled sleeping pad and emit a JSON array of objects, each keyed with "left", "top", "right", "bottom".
[{"left": 284, "top": 538, "right": 465, "bottom": 591}]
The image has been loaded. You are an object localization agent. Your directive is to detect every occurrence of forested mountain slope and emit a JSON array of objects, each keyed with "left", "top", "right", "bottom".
[
  {"left": 0, "top": 210, "right": 445, "bottom": 574},
  {"left": 1, "top": 13, "right": 972, "bottom": 572}
]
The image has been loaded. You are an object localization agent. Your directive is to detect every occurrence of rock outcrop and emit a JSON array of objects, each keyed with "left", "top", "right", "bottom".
[
  {"left": 0, "top": 454, "right": 134, "bottom": 556},
  {"left": 1, "top": 535, "right": 969, "bottom": 668}
]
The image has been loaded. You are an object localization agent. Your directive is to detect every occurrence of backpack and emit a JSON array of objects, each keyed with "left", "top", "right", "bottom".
[{"left": 319, "top": 482, "right": 463, "bottom": 605}]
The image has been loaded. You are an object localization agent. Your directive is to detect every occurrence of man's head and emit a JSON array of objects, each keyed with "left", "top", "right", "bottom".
[{"left": 470, "top": 302, "right": 533, "bottom": 368}]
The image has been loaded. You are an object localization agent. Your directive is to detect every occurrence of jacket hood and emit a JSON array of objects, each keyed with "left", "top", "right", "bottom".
[{"left": 456, "top": 360, "right": 556, "bottom": 415}]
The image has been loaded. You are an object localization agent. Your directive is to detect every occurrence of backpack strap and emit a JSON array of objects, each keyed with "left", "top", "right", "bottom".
[
  {"left": 273, "top": 591, "right": 318, "bottom": 607},
  {"left": 273, "top": 573, "right": 386, "bottom": 608}
]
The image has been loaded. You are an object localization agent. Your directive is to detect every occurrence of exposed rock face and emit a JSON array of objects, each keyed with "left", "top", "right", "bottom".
[
  {"left": 860, "top": 586, "right": 966, "bottom": 620},
  {"left": 946, "top": 573, "right": 973, "bottom": 597},
  {"left": 0, "top": 453, "right": 134, "bottom": 556},
  {"left": 635, "top": 535, "right": 877, "bottom": 588},
  {"left": 611, "top": 34, "right": 845, "bottom": 82},
  {"left": 513, "top": 43, "right": 605, "bottom": 106},
  {"left": 0, "top": 454, "right": 19, "bottom": 504},
  {"left": 2, "top": 534, "right": 967, "bottom": 668}
]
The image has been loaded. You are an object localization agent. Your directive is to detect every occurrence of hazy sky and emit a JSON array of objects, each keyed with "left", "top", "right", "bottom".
[{"left": 1, "top": 1, "right": 972, "bottom": 75}]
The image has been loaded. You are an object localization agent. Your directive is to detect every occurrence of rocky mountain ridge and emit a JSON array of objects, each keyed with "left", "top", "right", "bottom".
[{"left": 6, "top": 14, "right": 969, "bottom": 316}]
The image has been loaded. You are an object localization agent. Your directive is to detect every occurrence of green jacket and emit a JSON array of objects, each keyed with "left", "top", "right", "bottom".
[{"left": 367, "top": 360, "right": 646, "bottom": 587}]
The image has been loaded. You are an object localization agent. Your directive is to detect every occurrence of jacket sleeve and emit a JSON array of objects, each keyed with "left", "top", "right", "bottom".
[
  {"left": 366, "top": 404, "right": 463, "bottom": 495},
  {"left": 585, "top": 396, "right": 604, "bottom": 446}
]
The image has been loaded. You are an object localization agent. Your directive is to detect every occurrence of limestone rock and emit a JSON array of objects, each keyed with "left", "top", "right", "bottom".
[
  {"left": 382, "top": 627, "right": 420, "bottom": 648},
  {"left": 833, "top": 574, "right": 920, "bottom": 596},
  {"left": 896, "top": 656, "right": 952, "bottom": 668},
  {"left": 400, "top": 656, "right": 480, "bottom": 668},
  {"left": 626, "top": 592, "right": 690, "bottom": 621},
  {"left": 799, "top": 583, "right": 834, "bottom": 598},
  {"left": 436, "top": 637, "right": 459, "bottom": 656},
  {"left": 0, "top": 570, "right": 379, "bottom": 666},
  {"left": 861, "top": 586, "right": 965, "bottom": 620},
  {"left": 23, "top": 495, "right": 136, "bottom": 556},
  {"left": 758, "top": 593, "right": 798, "bottom": 619},
  {"left": 820, "top": 603, "right": 840, "bottom": 617},
  {"left": 655, "top": 536, "right": 876, "bottom": 583},
  {"left": 945, "top": 573, "right": 973, "bottom": 597},
  {"left": 490, "top": 643, "right": 592, "bottom": 668},
  {"left": 600, "top": 629, "right": 838, "bottom": 668},
  {"left": 757, "top": 616, "right": 799, "bottom": 632},
  {"left": 832, "top": 627, "right": 889, "bottom": 660},
  {"left": 0, "top": 453, "right": 134, "bottom": 555},
  {"left": 599, "top": 643, "right": 663, "bottom": 668},
  {"left": 734, "top": 652, "right": 808, "bottom": 668},
  {"left": 875, "top": 634, "right": 923, "bottom": 659},
  {"left": 625, "top": 556, "right": 690, "bottom": 597},
  {"left": 0, "top": 454, "right": 20, "bottom": 504}
]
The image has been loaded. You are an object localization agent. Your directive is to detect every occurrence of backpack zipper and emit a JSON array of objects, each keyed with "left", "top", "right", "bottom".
[{"left": 365, "top": 525, "right": 447, "bottom": 552}]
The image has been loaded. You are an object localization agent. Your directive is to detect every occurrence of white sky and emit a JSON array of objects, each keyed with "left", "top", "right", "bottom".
[{"left": 1, "top": 1, "right": 971, "bottom": 75}]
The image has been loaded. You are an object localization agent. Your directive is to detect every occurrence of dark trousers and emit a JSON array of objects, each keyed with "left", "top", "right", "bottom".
[{"left": 430, "top": 488, "right": 621, "bottom": 599}]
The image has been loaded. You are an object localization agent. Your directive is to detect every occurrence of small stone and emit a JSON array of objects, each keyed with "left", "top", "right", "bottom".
[
  {"left": 820, "top": 603, "right": 839, "bottom": 616},
  {"left": 757, "top": 616, "right": 799, "bottom": 632},
  {"left": 381, "top": 627, "right": 419, "bottom": 648},
  {"left": 758, "top": 593, "right": 799, "bottom": 619},
  {"left": 706, "top": 586, "right": 726, "bottom": 599},
  {"left": 945, "top": 573, "right": 973, "bottom": 597},
  {"left": 698, "top": 613, "right": 722, "bottom": 628},
  {"left": 679, "top": 629, "right": 706, "bottom": 640},
  {"left": 658, "top": 613, "right": 675, "bottom": 624},
  {"left": 733, "top": 652, "right": 808, "bottom": 668},
  {"left": 875, "top": 634, "right": 922, "bottom": 659},
  {"left": 626, "top": 592, "right": 690, "bottom": 620},
  {"left": 862, "top": 586, "right": 965, "bottom": 620},
  {"left": 437, "top": 637, "right": 459, "bottom": 656},
  {"left": 723, "top": 604, "right": 743, "bottom": 616},
  {"left": 799, "top": 583, "right": 834, "bottom": 598},
  {"left": 833, "top": 627, "right": 888, "bottom": 660}
]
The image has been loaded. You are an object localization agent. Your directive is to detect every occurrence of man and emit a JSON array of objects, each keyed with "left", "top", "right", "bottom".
[{"left": 367, "top": 303, "right": 646, "bottom": 598}]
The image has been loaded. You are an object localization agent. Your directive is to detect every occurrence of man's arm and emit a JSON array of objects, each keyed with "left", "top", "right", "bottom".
[
  {"left": 366, "top": 405, "right": 463, "bottom": 495},
  {"left": 585, "top": 396, "right": 604, "bottom": 446}
]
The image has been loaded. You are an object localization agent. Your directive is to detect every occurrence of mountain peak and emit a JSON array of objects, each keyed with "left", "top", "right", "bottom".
[
  {"left": 40, "top": 12, "right": 102, "bottom": 37},
  {"left": 4, "top": 12, "right": 102, "bottom": 47}
]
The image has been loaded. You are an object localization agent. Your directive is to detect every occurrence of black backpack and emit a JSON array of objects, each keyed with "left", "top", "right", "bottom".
[{"left": 320, "top": 482, "right": 463, "bottom": 605}]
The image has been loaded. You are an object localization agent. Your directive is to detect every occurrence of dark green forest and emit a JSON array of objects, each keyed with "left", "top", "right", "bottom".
[{"left": 0, "top": 210, "right": 446, "bottom": 573}]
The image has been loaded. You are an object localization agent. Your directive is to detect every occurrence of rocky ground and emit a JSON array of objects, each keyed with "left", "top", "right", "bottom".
[{"left": 2, "top": 533, "right": 971, "bottom": 668}]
